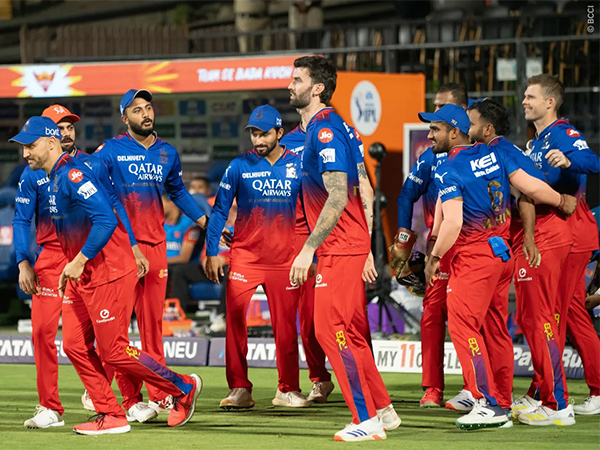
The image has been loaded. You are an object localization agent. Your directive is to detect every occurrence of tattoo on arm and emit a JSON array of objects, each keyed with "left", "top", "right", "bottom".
[
  {"left": 357, "top": 162, "right": 373, "bottom": 232},
  {"left": 305, "top": 171, "right": 348, "bottom": 250}
]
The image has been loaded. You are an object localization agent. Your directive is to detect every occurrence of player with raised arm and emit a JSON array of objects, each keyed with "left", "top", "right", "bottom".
[
  {"left": 421, "top": 105, "right": 577, "bottom": 430},
  {"left": 206, "top": 105, "right": 312, "bottom": 410},
  {"left": 9, "top": 117, "right": 202, "bottom": 435},
  {"left": 288, "top": 55, "right": 399, "bottom": 442},
  {"left": 520, "top": 74, "right": 600, "bottom": 420},
  {"left": 392, "top": 83, "right": 473, "bottom": 410},
  {"left": 95, "top": 89, "right": 208, "bottom": 416},
  {"left": 468, "top": 98, "right": 572, "bottom": 421}
]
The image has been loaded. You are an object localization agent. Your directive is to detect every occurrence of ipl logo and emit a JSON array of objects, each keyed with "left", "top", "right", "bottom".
[{"left": 350, "top": 81, "right": 381, "bottom": 136}]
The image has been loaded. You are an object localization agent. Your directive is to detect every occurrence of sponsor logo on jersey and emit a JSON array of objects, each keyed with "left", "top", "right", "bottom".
[
  {"left": 159, "top": 268, "right": 168, "bottom": 278},
  {"left": 36, "top": 177, "right": 49, "bottom": 186},
  {"left": 219, "top": 181, "right": 231, "bottom": 190},
  {"left": 315, "top": 273, "right": 328, "bottom": 288},
  {"left": 128, "top": 162, "right": 164, "bottom": 182},
  {"left": 336, "top": 330, "right": 348, "bottom": 351},
  {"left": 318, "top": 128, "right": 334, "bottom": 143},
  {"left": 351, "top": 80, "right": 382, "bottom": 136},
  {"left": 544, "top": 322, "right": 554, "bottom": 341},
  {"left": 251, "top": 179, "right": 292, "bottom": 197},
  {"left": 15, "top": 197, "right": 30, "bottom": 204},
  {"left": 567, "top": 128, "right": 580, "bottom": 137},
  {"left": 408, "top": 172, "right": 423, "bottom": 185},
  {"left": 573, "top": 139, "right": 589, "bottom": 151},
  {"left": 242, "top": 171, "right": 271, "bottom": 179},
  {"left": 319, "top": 148, "right": 335, "bottom": 164},
  {"left": 77, "top": 181, "right": 98, "bottom": 199},
  {"left": 439, "top": 185, "right": 457, "bottom": 196},
  {"left": 471, "top": 152, "right": 499, "bottom": 177},
  {"left": 516, "top": 267, "right": 533, "bottom": 282},
  {"left": 468, "top": 337, "right": 481, "bottom": 356},
  {"left": 229, "top": 271, "right": 248, "bottom": 283},
  {"left": 286, "top": 163, "right": 297, "bottom": 179},
  {"left": 126, "top": 345, "right": 140, "bottom": 360},
  {"left": 434, "top": 171, "right": 447, "bottom": 184},
  {"left": 117, "top": 155, "right": 145, "bottom": 162},
  {"left": 68, "top": 169, "right": 83, "bottom": 183},
  {"left": 96, "top": 308, "right": 116, "bottom": 324},
  {"left": 286, "top": 280, "right": 300, "bottom": 290}
]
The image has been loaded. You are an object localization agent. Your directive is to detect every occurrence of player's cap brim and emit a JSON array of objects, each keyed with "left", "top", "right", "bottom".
[
  {"left": 134, "top": 89, "right": 153, "bottom": 102},
  {"left": 8, "top": 132, "right": 43, "bottom": 145},
  {"left": 245, "top": 121, "right": 275, "bottom": 132},
  {"left": 55, "top": 113, "right": 80, "bottom": 124},
  {"left": 418, "top": 112, "right": 442, "bottom": 123}
]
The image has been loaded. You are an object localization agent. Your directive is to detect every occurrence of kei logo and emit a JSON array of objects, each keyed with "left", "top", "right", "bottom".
[
  {"left": 68, "top": 169, "right": 83, "bottom": 183},
  {"left": 318, "top": 128, "right": 334, "bottom": 143}
]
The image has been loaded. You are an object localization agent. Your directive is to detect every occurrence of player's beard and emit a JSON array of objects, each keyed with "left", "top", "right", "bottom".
[
  {"left": 432, "top": 136, "right": 450, "bottom": 154},
  {"left": 130, "top": 119, "right": 154, "bottom": 137},
  {"left": 290, "top": 87, "right": 312, "bottom": 108},
  {"left": 255, "top": 140, "right": 277, "bottom": 157},
  {"left": 469, "top": 129, "right": 485, "bottom": 145},
  {"left": 61, "top": 139, "right": 75, "bottom": 154}
]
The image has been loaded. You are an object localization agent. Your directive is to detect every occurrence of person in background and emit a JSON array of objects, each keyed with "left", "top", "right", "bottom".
[
  {"left": 189, "top": 176, "right": 211, "bottom": 197},
  {"left": 288, "top": 1, "right": 323, "bottom": 49},
  {"left": 234, "top": 0, "right": 271, "bottom": 53}
]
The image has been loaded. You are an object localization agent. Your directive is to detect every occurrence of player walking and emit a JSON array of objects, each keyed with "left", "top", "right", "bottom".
[
  {"left": 288, "top": 55, "right": 399, "bottom": 442},
  {"left": 10, "top": 117, "right": 202, "bottom": 435}
]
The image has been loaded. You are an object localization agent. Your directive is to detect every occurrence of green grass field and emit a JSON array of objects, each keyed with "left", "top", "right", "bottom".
[{"left": 0, "top": 364, "right": 598, "bottom": 449}]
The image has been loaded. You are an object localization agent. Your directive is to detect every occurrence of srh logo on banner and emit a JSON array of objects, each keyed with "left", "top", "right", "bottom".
[{"left": 350, "top": 80, "right": 382, "bottom": 136}]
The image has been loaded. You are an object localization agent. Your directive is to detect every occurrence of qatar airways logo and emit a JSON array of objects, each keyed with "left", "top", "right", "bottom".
[
  {"left": 128, "top": 162, "right": 164, "bottom": 182},
  {"left": 251, "top": 179, "right": 292, "bottom": 197}
]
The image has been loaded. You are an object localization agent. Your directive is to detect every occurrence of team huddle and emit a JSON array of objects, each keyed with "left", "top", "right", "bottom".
[{"left": 11, "top": 55, "right": 600, "bottom": 440}]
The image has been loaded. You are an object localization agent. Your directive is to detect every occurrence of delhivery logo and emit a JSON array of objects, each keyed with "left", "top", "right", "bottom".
[
  {"left": 315, "top": 273, "right": 328, "bottom": 288},
  {"left": 96, "top": 308, "right": 116, "bottom": 324},
  {"left": 567, "top": 128, "right": 580, "bottom": 137},
  {"left": 68, "top": 169, "right": 83, "bottom": 183},
  {"left": 319, "top": 148, "right": 335, "bottom": 164},
  {"left": 517, "top": 267, "right": 533, "bottom": 282},
  {"left": 77, "top": 181, "right": 97, "bottom": 199},
  {"left": 318, "top": 128, "right": 334, "bottom": 143}
]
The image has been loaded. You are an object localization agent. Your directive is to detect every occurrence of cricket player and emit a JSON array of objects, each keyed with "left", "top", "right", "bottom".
[
  {"left": 391, "top": 83, "right": 473, "bottom": 410},
  {"left": 95, "top": 89, "right": 208, "bottom": 414},
  {"left": 422, "top": 105, "right": 577, "bottom": 430},
  {"left": 206, "top": 104, "right": 311, "bottom": 409},
  {"left": 288, "top": 55, "right": 399, "bottom": 441},
  {"left": 467, "top": 98, "right": 571, "bottom": 419},
  {"left": 9, "top": 117, "right": 202, "bottom": 435},
  {"left": 519, "top": 74, "right": 600, "bottom": 420}
]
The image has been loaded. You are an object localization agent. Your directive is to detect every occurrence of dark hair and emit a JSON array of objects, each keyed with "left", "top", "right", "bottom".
[
  {"left": 527, "top": 74, "right": 564, "bottom": 111},
  {"left": 191, "top": 176, "right": 209, "bottom": 185},
  {"left": 293, "top": 56, "right": 337, "bottom": 104},
  {"left": 437, "top": 83, "right": 468, "bottom": 107},
  {"left": 468, "top": 99, "right": 510, "bottom": 136}
]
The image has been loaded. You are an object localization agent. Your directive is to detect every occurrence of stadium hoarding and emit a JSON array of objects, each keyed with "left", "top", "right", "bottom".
[
  {"left": 0, "top": 335, "right": 584, "bottom": 379},
  {"left": 0, "top": 55, "right": 307, "bottom": 98}
]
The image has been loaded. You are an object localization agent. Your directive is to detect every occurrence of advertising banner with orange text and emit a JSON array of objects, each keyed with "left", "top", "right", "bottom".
[
  {"left": 331, "top": 72, "right": 426, "bottom": 244},
  {"left": 0, "top": 55, "right": 305, "bottom": 98}
]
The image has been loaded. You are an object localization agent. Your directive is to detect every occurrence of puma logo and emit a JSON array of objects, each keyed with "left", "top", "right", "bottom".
[{"left": 435, "top": 171, "right": 447, "bottom": 184}]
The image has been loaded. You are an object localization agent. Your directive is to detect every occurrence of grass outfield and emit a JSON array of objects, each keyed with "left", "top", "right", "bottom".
[{"left": 0, "top": 364, "right": 598, "bottom": 450}]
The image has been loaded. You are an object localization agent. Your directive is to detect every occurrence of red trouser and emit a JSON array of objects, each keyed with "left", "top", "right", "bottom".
[
  {"left": 481, "top": 256, "right": 515, "bottom": 409},
  {"left": 294, "top": 233, "right": 331, "bottom": 383},
  {"left": 515, "top": 245, "right": 570, "bottom": 409},
  {"left": 314, "top": 254, "right": 391, "bottom": 424},
  {"left": 116, "top": 241, "right": 170, "bottom": 407},
  {"left": 31, "top": 244, "right": 67, "bottom": 415},
  {"left": 225, "top": 264, "right": 301, "bottom": 392},
  {"left": 62, "top": 271, "right": 194, "bottom": 418},
  {"left": 421, "top": 249, "right": 452, "bottom": 390},
  {"left": 447, "top": 242, "right": 513, "bottom": 408}
]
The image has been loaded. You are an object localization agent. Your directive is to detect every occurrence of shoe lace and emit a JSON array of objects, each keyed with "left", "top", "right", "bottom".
[
  {"left": 88, "top": 413, "right": 106, "bottom": 428},
  {"left": 33, "top": 405, "right": 47, "bottom": 416}
]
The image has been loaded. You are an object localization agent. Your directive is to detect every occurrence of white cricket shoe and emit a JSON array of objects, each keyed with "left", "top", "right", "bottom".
[
  {"left": 149, "top": 395, "right": 174, "bottom": 414},
  {"left": 272, "top": 389, "right": 312, "bottom": 407},
  {"left": 511, "top": 395, "right": 541, "bottom": 418},
  {"left": 376, "top": 404, "right": 401, "bottom": 431},
  {"left": 306, "top": 381, "right": 335, "bottom": 403},
  {"left": 573, "top": 395, "right": 600, "bottom": 415},
  {"left": 334, "top": 416, "right": 386, "bottom": 442},
  {"left": 446, "top": 389, "right": 476, "bottom": 411},
  {"left": 81, "top": 390, "right": 95, "bottom": 412},
  {"left": 209, "top": 314, "right": 226, "bottom": 333},
  {"left": 24, "top": 406, "right": 65, "bottom": 429},
  {"left": 126, "top": 402, "right": 158, "bottom": 423},
  {"left": 455, "top": 398, "right": 512, "bottom": 430},
  {"left": 518, "top": 404, "right": 576, "bottom": 426}
]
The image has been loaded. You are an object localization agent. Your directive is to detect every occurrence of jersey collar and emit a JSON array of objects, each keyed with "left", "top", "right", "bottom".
[
  {"left": 125, "top": 130, "right": 158, "bottom": 150},
  {"left": 448, "top": 142, "right": 478, "bottom": 158},
  {"left": 536, "top": 118, "right": 570, "bottom": 140},
  {"left": 49, "top": 152, "right": 69, "bottom": 178},
  {"left": 488, "top": 136, "right": 504, "bottom": 146}
]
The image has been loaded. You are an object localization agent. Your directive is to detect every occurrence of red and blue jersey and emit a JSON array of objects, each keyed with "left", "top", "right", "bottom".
[
  {"left": 436, "top": 143, "right": 518, "bottom": 247},
  {"left": 95, "top": 132, "right": 205, "bottom": 245},
  {"left": 301, "top": 108, "right": 370, "bottom": 256},
  {"left": 206, "top": 148, "right": 301, "bottom": 267},
  {"left": 48, "top": 153, "right": 135, "bottom": 287},
  {"left": 529, "top": 120, "right": 599, "bottom": 252},
  {"left": 13, "top": 167, "right": 58, "bottom": 264},
  {"left": 165, "top": 215, "right": 201, "bottom": 262},
  {"left": 397, "top": 147, "right": 447, "bottom": 230}
]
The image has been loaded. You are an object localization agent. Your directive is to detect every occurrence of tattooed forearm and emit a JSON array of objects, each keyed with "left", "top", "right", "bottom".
[
  {"left": 357, "top": 162, "right": 374, "bottom": 232},
  {"left": 305, "top": 171, "right": 348, "bottom": 251}
]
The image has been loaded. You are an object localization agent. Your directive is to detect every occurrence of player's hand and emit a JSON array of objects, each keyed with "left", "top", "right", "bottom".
[
  {"left": 558, "top": 194, "right": 577, "bottom": 216},
  {"left": 59, "top": 254, "right": 87, "bottom": 297},
  {"left": 220, "top": 228, "right": 233, "bottom": 248},
  {"left": 132, "top": 245, "right": 149, "bottom": 278},
  {"left": 545, "top": 149, "right": 571, "bottom": 169},
  {"left": 308, "top": 262, "right": 318, "bottom": 281},
  {"left": 424, "top": 256, "right": 441, "bottom": 287},
  {"left": 289, "top": 247, "right": 315, "bottom": 286},
  {"left": 196, "top": 215, "right": 208, "bottom": 230},
  {"left": 389, "top": 228, "right": 417, "bottom": 276},
  {"left": 205, "top": 255, "right": 224, "bottom": 284},
  {"left": 585, "top": 294, "right": 600, "bottom": 310},
  {"left": 18, "top": 260, "right": 40, "bottom": 295},
  {"left": 522, "top": 237, "right": 541, "bottom": 268},
  {"left": 362, "top": 251, "right": 378, "bottom": 283}
]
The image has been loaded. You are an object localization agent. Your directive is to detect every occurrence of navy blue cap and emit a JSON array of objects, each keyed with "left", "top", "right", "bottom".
[
  {"left": 418, "top": 104, "right": 470, "bottom": 135},
  {"left": 245, "top": 104, "right": 282, "bottom": 132},
  {"left": 119, "top": 89, "right": 153, "bottom": 115},
  {"left": 9, "top": 116, "right": 62, "bottom": 145}
]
